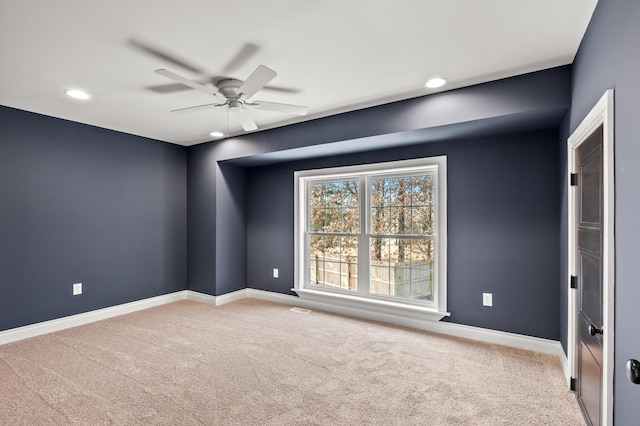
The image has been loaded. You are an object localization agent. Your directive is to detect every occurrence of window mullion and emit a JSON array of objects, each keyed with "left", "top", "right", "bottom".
[{"left": 359, "top": 175, "right": 369, "bottom": 296}]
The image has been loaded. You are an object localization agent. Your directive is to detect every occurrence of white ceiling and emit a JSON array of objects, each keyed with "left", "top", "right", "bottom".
[{"left": 0, "top": 0, "right": 597, "bottom": 146}]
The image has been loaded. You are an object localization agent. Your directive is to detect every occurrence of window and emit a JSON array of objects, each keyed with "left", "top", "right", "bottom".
[{"left": 294, "top": 157, "right": 448, "bottom": 320}]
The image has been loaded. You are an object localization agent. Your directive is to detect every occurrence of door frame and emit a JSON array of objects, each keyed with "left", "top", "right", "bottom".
[{"left": 567, "top": 89, "right": 614, "bottom": 426}]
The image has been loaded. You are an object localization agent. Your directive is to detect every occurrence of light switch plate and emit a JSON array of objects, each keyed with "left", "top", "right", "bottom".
[
  {"left": 73, "top": 283, "right": 83, "bottom": 295},
  {"left": 273, "top": 268, "right": 279, "bottom": 278}
]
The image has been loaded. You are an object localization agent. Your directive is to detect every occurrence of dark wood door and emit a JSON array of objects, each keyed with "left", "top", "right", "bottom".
[{"left": 576, "top": 124, "right": 604, "bottom": 426}]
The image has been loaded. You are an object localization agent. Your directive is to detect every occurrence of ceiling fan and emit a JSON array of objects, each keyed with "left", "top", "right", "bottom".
[{"left": 155, "top": 65, "right": 308, "bottom": 132}]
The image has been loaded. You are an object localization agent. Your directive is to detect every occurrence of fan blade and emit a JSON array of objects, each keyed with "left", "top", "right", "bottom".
[
  {"left": 236, "top": 110, "right": 258, "bottom": 131},
  {"left": 249, "top": 101, "right": 308, "bottom": 116},
  {"left": 237, "top": 65, "right": 277, "bottom": 99},
  {"left": 148, "top": 78, "right": 215, "bottom": 94},
  {"left": 260, "top": 85, "right": 301, "bottom": 95},
  {"left": 223, "top": 43, "right": 260, "bottom": 74},
  {"left": 147, "top": 82, "right": 194, "bottom": 94},
  {"left": 170, "top": 103, "right": 223, "bottom": 114},
  {"left": 128, "top": 39, "right": 203, "bottom": 74},
  {"left": 155, "top": 69, "right": 224, "bottom": 100}
]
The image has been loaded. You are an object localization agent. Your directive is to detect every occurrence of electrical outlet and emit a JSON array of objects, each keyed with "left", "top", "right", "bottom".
[
  {"left": 73, "top": 283, "right": 83, "bottom": 296},
  {"left": 273, "top": 268, "right": 279, "bottom": 278},
  {"left": 483, "top": 292, "right": 492, "bottom": 307}
]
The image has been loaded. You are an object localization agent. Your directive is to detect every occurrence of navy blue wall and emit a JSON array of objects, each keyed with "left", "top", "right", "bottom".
[
  {"left": 569, "top": 0, "right": 640, "bottom": 422},
  {"left": 246, "top": 129, "right": 561, "bottom": 340},
  {"left": 190, "top": 67, "right": 570, "bottom": 299},
  {"left": 186, "top": 143, "right": 217, "bottom": 295},
  {"left": 0, "top": 107, "right": 187, "bottom": 331},
  {"left": 215, "top": 163, "right": 247, "bottom": 295},
  {"left": 1, "top": 66, "right": 572, "bottom": 346},
  {"left": 186, "top": 145, "right": 248, "bottom": 296}
]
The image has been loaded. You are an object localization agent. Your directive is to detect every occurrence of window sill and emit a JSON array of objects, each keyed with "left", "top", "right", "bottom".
[{"left": 292, "top": 288, "right": 450, "bottom": 323}]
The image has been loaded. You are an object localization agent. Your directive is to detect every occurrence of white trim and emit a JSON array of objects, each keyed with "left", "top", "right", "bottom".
[
  {"left": 567, "top": 89, "right": 614, "bottom": 426},
  {"left": 559, "top": 351, "right": 571, "bottom": 387},
  {"left": 185, "top": 290, "right": 219, "bottom": 305},
  {"left": 245, "top": 288, "right": 298, "bottom": 305},
  {"left": 292, "top": 287, "right": 449, "bottom": 322},
  {"left": 245, "top": 289, "right": 563, "bottom": 358},
  {"left": 0, "top": 291, "right": 189, "bottom": 345},
  {"left": 0, "top": 289, "right": 252, "bottom": 345},
  {"left": 185, "top": 289, "right": 248, "bottom": 306},
  {"left": 294, "top": 156, "right": 448, "bottom": 314},
  {"left": 1, "top": 287, "right": 566, "bottom": 368}
]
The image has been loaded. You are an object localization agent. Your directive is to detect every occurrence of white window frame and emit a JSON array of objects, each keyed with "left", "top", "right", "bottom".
[{"left": 293, "top": 157, "right": 449, "bottom": 322}]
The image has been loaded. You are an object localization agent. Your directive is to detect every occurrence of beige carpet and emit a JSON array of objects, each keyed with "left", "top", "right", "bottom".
[{"left": 0, "top": 298, "right": 584, "bottom": 425}]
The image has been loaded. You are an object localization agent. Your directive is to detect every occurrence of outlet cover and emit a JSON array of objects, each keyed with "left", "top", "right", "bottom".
[
  {"left": 482, "top": 292, "right": 492, "bottom": 307},
  {"left": 73, "top": 283, "right": 83, "bottom": 296},
  {"left": 273, "top": 268, "right": 279, "bottom": 278}
]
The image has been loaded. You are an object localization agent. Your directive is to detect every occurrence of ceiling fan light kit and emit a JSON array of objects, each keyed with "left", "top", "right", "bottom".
[{"left": 155, "top": 64, "right": 308, "bottom": 133}]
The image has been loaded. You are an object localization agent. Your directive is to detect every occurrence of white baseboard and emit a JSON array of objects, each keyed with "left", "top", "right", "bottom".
[
  {"left": 242, "top": 288, "right": 566, "bottom": 360},
  {"left": 184, "top": 289, "right": 248, "bottom": 306},
  {"left": 184, "top": 290, "right": 219, "bottom": 305},
  {"left": 1, "top": 287, "right": 569, "bottom": 373},
  {"left": 0, "top": 289, "right": 252, "bottom": 346},
  {"left": 558, "top": 350, "right": 572, "bottom": 386},
  {"left": 0, "top": 291, "right": 189, "bottom": 345}
]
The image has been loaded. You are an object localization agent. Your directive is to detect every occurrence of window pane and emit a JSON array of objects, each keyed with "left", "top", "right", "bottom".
[
  {"left": 324, "top": 236, "right": 339, "bottom": 258},
  {"left": 309, "top": 236, "right": 324, "bottom": 285},
  {"left": 370, "top": 237, "right": 389, "bottom": 265},
  {"left": 313, "top": 258, "right": 325, "bottom": 286},
  {"left": 310, "top": 180, "right": 359, "bottom": 234},
  {"left": 370, "top": 207, "right": 390, "bottom": 234},
  {"left": 310, "top": 235, "right": 324, "bottom": 258},
  {"left": 370, "top": 265, "right": 391, "bottom": 295},
  {"left": 338, "top": 257, "right": 356, "bottom": 290},
  {"left": 370, "top": 178, "right": 389, "bottom": 207},
  {"left": 348, "top": 262, "right": 358, "bottom": 290},
  {"left": 325, "top": 182, "right": 342, "bottom": 207},
  {"left": 342, "top": 181, "right": 359, "bottom": 207},
  {"left": 412, "top": 239, "right": 434, "bottom": 262},
  {"left": 323, "top": 261, "right": 341, "bottom": 287},
  {"left": 390, "top": 238, "right": 411, "bottom": 265},
  {"left": 370, "top": 238, "right": 390, "bottom": 295},
  {"left": 387, "top": 177, "right": 399, "bottom": 205},
  {"left": 309, "top": 259, "right": 318, "bottom": 285},
  {"left": 389, "top": 176, "right": 411, "bottom": 206},
  {"left": 411, "top": 175, "right": 434, "bottom": 205},
  {"left": 341, "top": 236, "right": 358, "bottom": 291},
  {"left": 320, "top": 208, "right": 338, "bottom": 232},
  {"left": 410, "top": 261, "right": 433, "bottom": 301},
  {"left": 310, "top": 183, "right": 326, "bottom": 207},
  {"left": 391, "top": 206, "right": 411, "bottom": 235},
  {"left": 309, "top": 235, "right": 358, "bottom": 291},
  {"left": 341, "top": 236, "right": 358, "bottom": 264},
  {"left": 393, "top": 266, "right": 411, "bottom": 297},
  {"left": 411, "top": 205, "right": 434, "bottom": 235},
  {"left": 309, "top": 208, "right": 324, "bottom": 232},
  {"left": 369, "top": 237, "right": 434, "bottom": 301},
  {"left": 341, "top": 207, "right": 359, "bottom": 233}
]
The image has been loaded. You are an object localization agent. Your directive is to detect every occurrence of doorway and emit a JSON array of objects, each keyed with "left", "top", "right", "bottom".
[{"left": 567, "top": 90, "right": 614, "bottom": 426}]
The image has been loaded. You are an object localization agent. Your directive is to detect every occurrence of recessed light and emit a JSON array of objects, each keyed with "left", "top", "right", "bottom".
[
  {"left": 64, "top": 89, "right": 91, "bottom": 100},
  {"left": 210, "top": 131, "right": 224, "bottom": 138},
  {"left": 425, "top": 78, "right": 446, "bottom": 89}
]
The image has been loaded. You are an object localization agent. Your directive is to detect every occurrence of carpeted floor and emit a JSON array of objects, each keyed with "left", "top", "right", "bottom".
[{"left": 0, "top": 298, "right": 585, "bottom": 425}]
